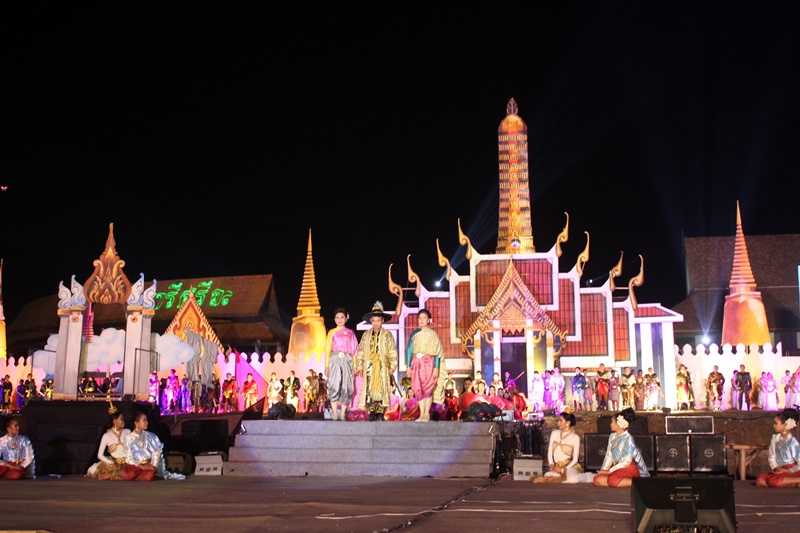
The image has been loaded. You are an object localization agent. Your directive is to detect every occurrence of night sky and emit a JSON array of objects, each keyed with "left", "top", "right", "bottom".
[{"left": 3, "top": 3, "right": 799, "bottom": 332}]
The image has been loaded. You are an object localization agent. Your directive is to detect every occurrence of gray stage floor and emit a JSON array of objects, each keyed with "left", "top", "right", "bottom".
[{"left": 3, "top": 474, "right": 797, "bottom": 533}]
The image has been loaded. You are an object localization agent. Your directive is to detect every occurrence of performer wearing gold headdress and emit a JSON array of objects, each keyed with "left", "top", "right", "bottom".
[
  {"left": 355, "top": 301, "right": 398, "bottom": 421},
  {"left": 87, "top": 401, "right": 131, "bottom": 480}
]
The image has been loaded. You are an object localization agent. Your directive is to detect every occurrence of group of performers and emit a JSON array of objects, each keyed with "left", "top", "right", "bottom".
[
  {"left": 683, "top": 363, "right": 800, "bottom": 412},
  {"left": 532, "top": 365, "right": 662, "bottom": 414},
  {"left": 1, "top": 373, "right": 53, "bottom": 413}
]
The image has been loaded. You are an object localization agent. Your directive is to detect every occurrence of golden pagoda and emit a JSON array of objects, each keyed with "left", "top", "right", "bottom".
[
  {"left": 721, "top": 201, "right": 771, "bottom": 346},
  {"left": 287, "top": 228, "right": 327, "bottom": 361}
]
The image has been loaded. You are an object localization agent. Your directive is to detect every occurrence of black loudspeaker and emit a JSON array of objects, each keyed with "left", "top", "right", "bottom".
[
  {"left": 665, "top": 416, "right": 714, "bottom": 434},
  {"left": 656, "top": 434, "right": 691, "bottom": 472},
  {"left": 176, "top": 419, "right": 230, "bottom": 456},
  {"left": 633, "top": 435, "right": 655, "bottom": 472},
  {"left": 584, "top": 433, "right": 609, "bottom": 470},
  {"left": 597, "top": 414, "right": 648, "bottom": 434},
  {"left": 632, "top": 477, "right": 737, "bottom": 532},
  {"left": 584, "top": 433, "right": 654, "bottom": 472},
  {"left": 242, "top": 397, "right": 266, "bottom": 420},
  {"left": 691, "top": 435, "right": 727, "bottom": 473}
]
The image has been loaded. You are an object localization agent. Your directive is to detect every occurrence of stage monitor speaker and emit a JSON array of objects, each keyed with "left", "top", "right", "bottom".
[
  {"left": 194, "top": 451, "right": 226, "bottom": 476},
  {"left": 665, "top": 415, "right": 714, "bottom": 434},
  {"left": 242, "top": 397, "right": 266, "bottom": 420},
  {"left": 656, "top": 434, "right": 691, "bottom": 472},
  {"left": 691, "top": 434, "right": 727, "bottom": 473},
  {"left": 597, "top": 414, "right": 648, "bottom": 434},
  {"left": 632, "top": 477, "right": 736, "bottom": 532}
]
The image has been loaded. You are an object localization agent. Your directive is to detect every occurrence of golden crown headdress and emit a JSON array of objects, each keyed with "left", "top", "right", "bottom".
[{"left": 107, "top": 399, "right": 118, "bottom": 415}]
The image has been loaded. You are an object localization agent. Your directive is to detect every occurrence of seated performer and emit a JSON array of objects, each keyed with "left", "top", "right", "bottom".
[
  {"left": 86, "top": 401, "right": 130, "bottom": 480},
  {"left": 593, "top": 407, "right": 649, "bottom": 488},
  {"left": 756, "top": 408, "right": 800, "bottom": 487},
  {"left": 123, "top": 411, "right": 184, "bottom": 481},
  {"left": 531, "top": 408, "right": 594, "bottom": 484},
  {"left": 0, "top": 416, "right": 35, "bottom": 479}
]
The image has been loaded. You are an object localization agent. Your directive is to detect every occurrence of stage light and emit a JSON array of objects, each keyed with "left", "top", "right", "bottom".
[
  {"left": 702, "top": 335, "right": 710, "bottom": 344},
  {"left": 434, "top": 280, "right": 441, "bottom": 288}
]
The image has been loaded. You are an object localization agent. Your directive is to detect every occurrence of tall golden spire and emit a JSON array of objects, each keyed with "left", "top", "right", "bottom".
[
  {"left": 721, "top": 201, "right": 771, "bottom": 346},
  {"left": 296, "top": 228, "right": 321, "bottom": 316},
  {"left": 728, "top": 201, "right": 757, "bottom": 293},
  {"left": 496, "top": 98, "right": 534, "bottom": 254},
  {"left": 287, "top": 228, "right": 326, "bottom": 360}
]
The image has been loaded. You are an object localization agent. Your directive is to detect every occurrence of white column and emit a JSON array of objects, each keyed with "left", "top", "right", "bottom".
[
  {"left": 122, "top": 307, "right": 151, "bottom": 400},
  {"left": 661, "top": 324, "right": 678, "bottom": 409},
  {"left": 52, "top": 308, "right": 84, "bottom": 400}
]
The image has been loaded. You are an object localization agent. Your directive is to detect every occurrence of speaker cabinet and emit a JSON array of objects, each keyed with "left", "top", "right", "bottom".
[
  {"left": 584, "top": 433, "right": 609, "bottom": 470},
  {"left": 633, "top": 435, "right": 655, "bottom": 472},
  {"left": 597, "top": 414, "right": 648, "bottom": 434},
  {"left": 656, "top": 434, "right": 691, "bottom": 472},
  {"left": 665, "top": 416, "right": 714, "bottom": 434},
  {"left": 632, "top": 477, "right": 737, "bottom": 532},
  {"left": 583, "top": 433, "right": 654, "bottom": 472},
  {"left": 691, "top": 435, "right": 727, "bottom": 473}
]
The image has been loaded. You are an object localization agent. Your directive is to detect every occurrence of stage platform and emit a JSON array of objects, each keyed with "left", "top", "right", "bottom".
[{"left": 4, "top": 474, "right": 798, "bottom": 532}]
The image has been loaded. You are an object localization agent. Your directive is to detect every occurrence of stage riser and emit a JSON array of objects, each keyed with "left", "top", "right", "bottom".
[
  {"left": 224, "top": 420, "right": 497, "bottom": 478},
  {"left": 225, "top": 462, "right": 491, "bottom": 478},
  {"left": 233, "top": 434, "right": 494, "bottom": 451},
  {"left": 230, "top": 446, "right": 492, "bottom": 464}
]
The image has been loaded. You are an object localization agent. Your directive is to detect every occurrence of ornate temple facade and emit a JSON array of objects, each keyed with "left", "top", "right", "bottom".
[{"left": 357, "top": 99, "right": 684, "bottom": 407}]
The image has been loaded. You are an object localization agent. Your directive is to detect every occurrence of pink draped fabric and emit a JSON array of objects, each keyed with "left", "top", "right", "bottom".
[{"left": 409, "top": 354, "right": 437, "bottom": 400}]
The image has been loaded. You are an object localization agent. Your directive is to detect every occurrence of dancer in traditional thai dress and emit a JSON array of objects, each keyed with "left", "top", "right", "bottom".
[
  {"left": 530, "top": 371, "right": 544, "bottom": 414},
  {"left": 593, "top": 408, "right": 650, "bottom": 488},
  {"left": 0, "top": 417, "right": 34, "bottom": 479},
  {"left": 756, "top": 408, "right": 800, "bottom": 487},
  {"left": 531, "top": 408, "right": 594, "bottom": 484},
  {"left": 86, "top": 402, "right": 130, "bottom": 480},
  {"left": 550, "top": 367, "right": 566, "bottom": 413},
  {"left": 762, "top": 372, "right": 780, "bottom": 411},
  {"left": 325, "top": 307, "right": 359, "bottom": 421},
  {"left": 406, "top": 309, "right": 444, "bottom": 422}
]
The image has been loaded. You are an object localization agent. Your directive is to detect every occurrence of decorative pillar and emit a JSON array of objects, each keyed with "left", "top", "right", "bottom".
[
  {"left": 123, "top": 279, "right": 157, "bottom": 400},
  {"left": 52, "top": 277, "right": 86, "bottom": 400}
]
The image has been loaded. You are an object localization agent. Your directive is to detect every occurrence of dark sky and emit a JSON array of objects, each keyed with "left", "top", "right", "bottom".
[{"left": 3, "top": 3, "right": 800, "bottom": 331}]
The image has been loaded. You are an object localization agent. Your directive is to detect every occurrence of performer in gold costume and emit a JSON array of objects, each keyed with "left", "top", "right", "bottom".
[
  {"left": 707, "top": 365, "right": 726, "bottom": 411},
  {"left": 355, "top": 302, "right": 398, "bottom": 421}
]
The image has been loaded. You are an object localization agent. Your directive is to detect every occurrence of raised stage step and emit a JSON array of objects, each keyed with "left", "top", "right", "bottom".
[{"left": 223, "top": 420, "right": 498, "bottom": 478}]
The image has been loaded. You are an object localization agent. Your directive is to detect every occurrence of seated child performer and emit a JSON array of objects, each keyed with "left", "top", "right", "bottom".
[
  {"left": 756, "top": 407, "right": 800, "bottom": 487},
  {"left": 593, "top": 407, "right": 650, "bottom": 488}
]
